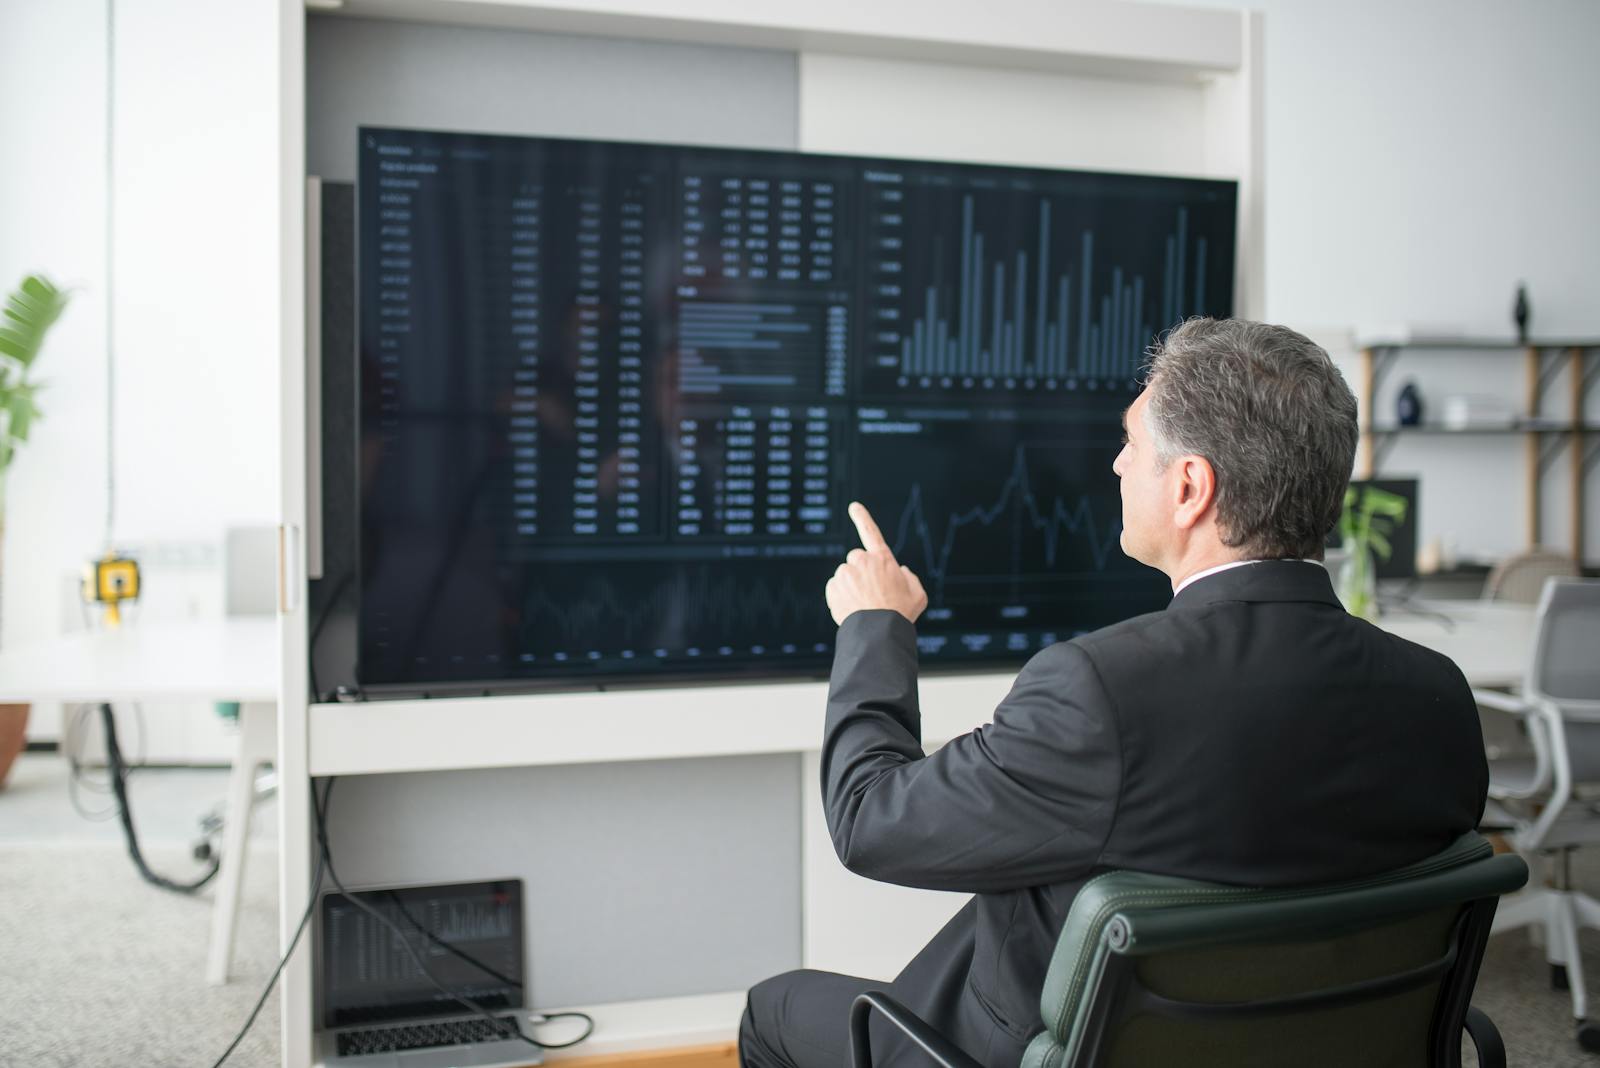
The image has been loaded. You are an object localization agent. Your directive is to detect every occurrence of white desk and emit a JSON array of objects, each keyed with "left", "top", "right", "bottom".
[
  {"left": 1376, "top": 600, "right": 1538, "bottom": 689},
  {"left": 0, "top": 618, "right": 279, "bottom": 984},
  {"left": 0, "top": 620, "right": 277, "bottom": 702}
]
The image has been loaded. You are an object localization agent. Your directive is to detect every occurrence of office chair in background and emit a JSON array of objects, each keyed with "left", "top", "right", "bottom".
[
  {"left": 849, "top": 834, "right": 1524, "bottom": 1068},
  {"left": 1472, "top": 577, "right": 1600, "bottom": 1049},
  {"left": 1482, "top": 548, "right": 1580, "bottom": 605}
]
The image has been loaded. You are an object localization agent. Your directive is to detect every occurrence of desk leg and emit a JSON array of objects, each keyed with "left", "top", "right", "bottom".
[{"left": 206, "top": 700, "right": 277, "bottom": 986}]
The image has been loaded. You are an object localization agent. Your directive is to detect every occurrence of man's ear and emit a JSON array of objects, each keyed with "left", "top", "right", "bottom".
[{"left": 1172, "top": 455, "right": 1217, "bottom": 531}]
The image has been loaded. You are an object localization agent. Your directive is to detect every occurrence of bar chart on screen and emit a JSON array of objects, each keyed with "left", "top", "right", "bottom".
[{"left": 862, "top": 174, "right": 1233, "bottom": 395}]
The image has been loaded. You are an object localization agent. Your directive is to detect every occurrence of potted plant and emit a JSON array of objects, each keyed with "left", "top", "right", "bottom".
[
  {"left": 0, "top": 274, "right": 70, "bottom": 788},
  {"left": 1336, "top": 482, "right": 1408, "bottom": 622}
]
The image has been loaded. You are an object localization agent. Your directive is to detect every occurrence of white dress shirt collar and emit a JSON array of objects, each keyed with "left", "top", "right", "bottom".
[
  {"left": 1172, "top": 558, "right": 1325, "bottom": 597},
  {"left": 1171, "top": 559, "right": 1262, "bottom": 597}
]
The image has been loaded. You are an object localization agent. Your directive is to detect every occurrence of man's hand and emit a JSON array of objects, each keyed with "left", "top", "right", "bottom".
[{"left": 825, "top": 502, "right": 929, "bottom": 626}]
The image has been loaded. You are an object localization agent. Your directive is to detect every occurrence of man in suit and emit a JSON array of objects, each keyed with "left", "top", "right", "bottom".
[{"left": 738, "top": 318, "right": 1489, "bottom": 1067}]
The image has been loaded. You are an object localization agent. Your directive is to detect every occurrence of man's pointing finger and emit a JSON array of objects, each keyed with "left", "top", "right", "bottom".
[{"left": 848, "top": 501, "right": 892, "bottom": 556}]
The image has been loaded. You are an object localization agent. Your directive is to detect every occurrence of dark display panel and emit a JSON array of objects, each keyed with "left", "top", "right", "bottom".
[
  {"left": 358, "top": 127, "right": 1236, "bottom": 689},
  {"left": 1327, "top": 477, "right": 1420, "bottom": 581},
  {"left": 321, "top": 879, "right": 523, "bottom": 1028}
]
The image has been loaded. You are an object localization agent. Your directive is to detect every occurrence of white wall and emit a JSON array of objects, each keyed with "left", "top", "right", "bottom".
[
  {"left": 111, "top": 0, "right": 282, "bottom": 542},
  {"left": 1169, "top": 0, "right": 1600, "bottom": 561},
  {"left": 0, "top": 0, "right": 110, "bottom": 742},
  {"left": 0, "top": 0, "right": 283, "bottom": 756},
  {"left": 1222, "top": 0, "right": 1600, "bottom": 337}
]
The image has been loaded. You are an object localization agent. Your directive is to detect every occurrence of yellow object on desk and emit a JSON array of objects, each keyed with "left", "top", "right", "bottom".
[{"left": 83, "top": 552, "right": 140, "bottom": 626}]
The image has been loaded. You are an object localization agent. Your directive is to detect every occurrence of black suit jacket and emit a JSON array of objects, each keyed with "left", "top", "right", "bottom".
[{"left": 822, "top": 560, "right": 1488, "bottom": 1065}]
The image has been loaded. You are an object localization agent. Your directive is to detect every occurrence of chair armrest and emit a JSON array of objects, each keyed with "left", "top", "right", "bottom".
[
  {"left": 1471, "top": 689, "right": 1529, "bottom": 714},
  {"left": 1552, "top": 697, "right": 1600, "bottom": 723},
  {"left": 1464, "top": 1006, "right": 1505, "bottom": 1068},
  {"left": 849, "top": 992, "right": 984, "bottom": 1068}
]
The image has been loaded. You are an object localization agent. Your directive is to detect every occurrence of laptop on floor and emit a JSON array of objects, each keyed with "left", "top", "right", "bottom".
[{"left": 315, "top": 877, "right": 541, "bottom": 1068}]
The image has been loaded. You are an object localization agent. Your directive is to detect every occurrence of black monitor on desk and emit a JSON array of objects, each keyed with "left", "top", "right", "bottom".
[{"left": 1327, "top": 477, "right": 1419, "bottom": 581}]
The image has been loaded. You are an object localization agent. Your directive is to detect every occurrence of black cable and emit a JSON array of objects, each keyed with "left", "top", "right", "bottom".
[
  {"left": 307, "top": 569, "right": 353, "bottom": 702},
  {"left": 310, "top": 777, "right": 593, "bottom": 1052},
  {"left": 381, "top": 889, "right": 524, "bottom": 991},
  {"left": 524, "top": 1011, "right": 596, "bottom": 1049},
  {"left": 1375, "top": 588, "right": 1459, "bottom": 630},
  {"left": 99, "top": 701, "right": 220, "bottom": 893},
  {"left": 66, "top": 700, "right": 146, "bottom": 821},
  {"left": 208, "top": 780, "right": 331, "bottom": 1068},
  {"left": 66, "top": 705, "right": 118, "bottom": 821}
]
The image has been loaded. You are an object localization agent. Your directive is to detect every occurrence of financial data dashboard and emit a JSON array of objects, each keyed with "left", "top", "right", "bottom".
[{"left": 357, "top": 127, "right": 1236, "bottom": 690}]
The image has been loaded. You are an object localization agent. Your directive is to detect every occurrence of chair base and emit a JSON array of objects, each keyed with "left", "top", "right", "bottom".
[{"left": 1494, "top": 886, "right": 1600, "bottom": 1024}]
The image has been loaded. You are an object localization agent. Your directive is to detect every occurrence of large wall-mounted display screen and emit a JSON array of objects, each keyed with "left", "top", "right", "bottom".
[{"left": 358, "top": 127, "right": 1237, "bottom": 690}]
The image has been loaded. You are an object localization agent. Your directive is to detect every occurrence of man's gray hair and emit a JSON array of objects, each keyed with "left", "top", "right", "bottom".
[{"left": 1142, "top": 318, "right": 1358, "bottom": 560}]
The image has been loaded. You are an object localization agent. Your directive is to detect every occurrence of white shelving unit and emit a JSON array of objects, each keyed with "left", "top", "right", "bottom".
[
  {"left": 121, "top": 2, "right": 1269, "bottom": 1062},
  {"left": 308, "top": 672, "right": 1019, "bottom": 777}
]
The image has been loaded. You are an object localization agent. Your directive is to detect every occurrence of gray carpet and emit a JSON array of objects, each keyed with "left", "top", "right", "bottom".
[
  {"left": 0, "top": 753, "right": 282, "bottom": 1068},
  {"left": 6, "top": 754, "right": 1600, "bottom": 1066},
  {"left": 0, "top": 840, "right": 283, "bottom": 1068}
]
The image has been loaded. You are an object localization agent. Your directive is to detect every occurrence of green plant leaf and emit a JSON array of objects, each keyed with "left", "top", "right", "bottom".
[
  {"left": 0, "top": 273, "right": 67, "bottom": 473},
  {"left": 7, "top": 383, "right": 42, "bottom": 442},
  {"left": 1367, "top": 493, "right": 1408, "bottom": 520},
  {"left": 1339, "top": 486, "right": 1358, "bottom": 541},
  {"left": 0, "top": 274, "right": 69, "bottom": 368},
  {"left": 1369, "top": 527, "right": 1392, "bottom": 561}
]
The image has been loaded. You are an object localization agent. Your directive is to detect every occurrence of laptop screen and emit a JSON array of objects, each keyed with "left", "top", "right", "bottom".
[{"left": 320, "top": 879, "right": 525, "bottom": 1029}]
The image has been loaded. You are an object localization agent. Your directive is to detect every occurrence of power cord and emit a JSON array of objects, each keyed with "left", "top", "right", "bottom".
[
  {"left": 307, "top": 569, "right": 353, "bottom": 702},
  {"left": 381, "top": 888, "right": 524, "bottom": 991},
  {"left": 208, "top": 779, "right": 331, "bottom": 1068},
  {"left": 308, "top": 777, "right": 594, "bottom": 1052},
  {"left": 1375, "top": 585, "right": 1459, "bottom": 630},
  {"left": 99, "top": 701, "right": 220, "bottom": 893},
  {"left": 65, "top": 702, "right": 124, "bottom": 822}
]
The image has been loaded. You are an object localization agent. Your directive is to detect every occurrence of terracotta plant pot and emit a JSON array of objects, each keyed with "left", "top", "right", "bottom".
[{"left": 0, "top": 703, "right": 29, "bottom": 788}]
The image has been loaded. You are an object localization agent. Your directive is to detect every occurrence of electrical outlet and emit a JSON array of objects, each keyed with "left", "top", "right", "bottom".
[{"left": 111, "top": 541, "right": 221, "bottom": 569}]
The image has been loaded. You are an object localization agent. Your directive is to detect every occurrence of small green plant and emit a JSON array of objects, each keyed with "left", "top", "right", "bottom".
[
  {"left": 0, "top": 274, "right": 69, "bottom": 476},
  {"left": 1337, "top": 483, "right": 1408, "bottom": 619}
]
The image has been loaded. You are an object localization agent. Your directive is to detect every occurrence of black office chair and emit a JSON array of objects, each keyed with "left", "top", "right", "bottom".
[{"left": 850, "top": 833, "right": 1527, "bottom": 1068}]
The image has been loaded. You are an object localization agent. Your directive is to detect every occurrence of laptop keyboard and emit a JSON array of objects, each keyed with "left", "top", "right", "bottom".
[{"left": 336, "top": 1015, "right": 521, "bottom": 1057}]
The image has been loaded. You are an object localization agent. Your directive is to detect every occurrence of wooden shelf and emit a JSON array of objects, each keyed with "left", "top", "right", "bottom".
[
  {"left": 553, "top": 1044, "right": 736, "bottom": 1067},
  {"left": 541, "top": 993, "right": 741, "bottom": 1064},
  {"left": 1356, "top": 342, "right": 1598, "bottom": 565}
]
